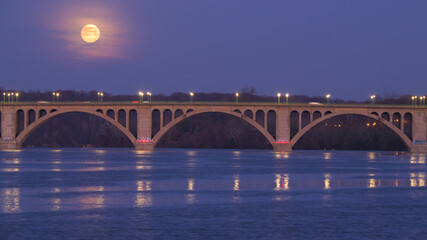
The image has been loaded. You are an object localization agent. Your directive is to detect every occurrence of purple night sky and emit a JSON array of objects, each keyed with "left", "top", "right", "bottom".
[{"left": 1, "top": 0, "right": 426, "bottom": 100}]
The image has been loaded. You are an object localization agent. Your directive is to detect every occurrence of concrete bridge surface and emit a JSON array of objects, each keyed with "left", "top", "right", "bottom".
[{"left": 0, "top": 102, "right": 426, "bottom": 153}]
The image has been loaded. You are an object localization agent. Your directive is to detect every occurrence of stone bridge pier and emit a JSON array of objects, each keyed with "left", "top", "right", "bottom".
[{"left": 1, "top": 103, "right": 427, "bottom": 153}]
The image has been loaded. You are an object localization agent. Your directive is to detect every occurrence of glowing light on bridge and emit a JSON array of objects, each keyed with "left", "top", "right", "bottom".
[
  {"left": 137, "top": 137, "right": 153, "bottom": 143},
  {"left": 370, "top": 95, "right": 376, "bottom": 105},
  {"left": 326, "top": 94, "right": 331, "bottom": 104},
  {"left": 276, "top": 138, "right": 289, "bottom": 144},
  {"left": 420, "top": 96, "right": 426, "bottom": 107},
  {"left": 52, "top": 92, "right": 60, "bottom": 102},
  {"left": 2, "top": 92, "right": 20, "bottom": 103},
  {"left": 285, "top": 93, "right": 289, "bottom": 104},
  {"left": 98, "top": 92, "right": 104, "bottom": 102}
]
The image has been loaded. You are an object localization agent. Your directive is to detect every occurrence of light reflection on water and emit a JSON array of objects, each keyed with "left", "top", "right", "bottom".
[
  {"left": 410, "top": 173, "right": 425, "bottom": 187},
  {"left": 233, "top": 175, "right": 240, "bottom": 191},
  {"left": 0, "top": 151, "right": 425, "bottom": 209},
  {"left": 1, "top": 149, "right": 427, "bottom": 238},
  {"left": 324, "top": 173, "right": 331, "bottom": 190},
  {"left": 1, "top": 188, "right": 21, "bottom": 213},
  {"left": 78, "top": 186, "right": 105, "bottom": 210}
]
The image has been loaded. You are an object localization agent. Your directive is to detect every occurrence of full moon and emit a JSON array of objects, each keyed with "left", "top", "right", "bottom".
[{"left": 81, "top": 24, "right": 100, "bottom": 43}]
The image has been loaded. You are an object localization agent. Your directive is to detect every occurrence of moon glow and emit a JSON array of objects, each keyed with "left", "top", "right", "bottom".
[{"left": 81, "top": 24, "right": 100, "bottom": 43}]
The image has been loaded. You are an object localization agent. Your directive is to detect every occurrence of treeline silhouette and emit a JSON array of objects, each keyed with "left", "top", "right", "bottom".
[{"left": 0, "top": 88, "right": 410, "bottom": 150}]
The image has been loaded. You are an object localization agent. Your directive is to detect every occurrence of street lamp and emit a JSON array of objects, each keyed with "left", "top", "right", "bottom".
[
  {"left": 15, "top": 93, "right": 19, "bottom": 102},
  {"left": 235, "top": 92, "right": 239, "bottom": 103},
  {"left": 56, "top": 93, "right": 60, "bottom": 102},
  {"left": 11, "top": 93, "right": 14, "bottom": 102},
  {"left": 326, "top": 94, "right": 331, "bottom": 104},
  {"left": 277, "top": 93, "right": 281, "bottom": 104},
  {"left": 189, "top": 92, "right": 194, "bottom": 103},
  {"left": 3, "top": 92, "right": 5, "bottom": 103},
  {"left": 421, "top": 96, "right": 426, "bottom": 107},
  {"left": 97, "top": 92, "right": 104, "bottom": 102},
  {"left": 7, "top": 93, "right": 11, "bottom": 102},
  {"left": 147, "top": 92, "right": 152, "bottom": 102},
  {"left": 138, "top": 91, "right": 144, "bottom": 103},
  {"left": 52, "top": 92, "right": 56, "bottom": 102},
  {"left": 370, "top": 95, "right": 376, "bottom": 105},
  {"left": 285, "top": 93, "right": 289, "bottom": 104}
]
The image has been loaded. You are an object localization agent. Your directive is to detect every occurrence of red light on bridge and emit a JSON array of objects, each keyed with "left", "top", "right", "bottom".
[
  {"left": 276, "top": 138, "right": 289, "bottom": 144},
  {"left": 137, "top": 137, "right": 154, "bottom": 143}
]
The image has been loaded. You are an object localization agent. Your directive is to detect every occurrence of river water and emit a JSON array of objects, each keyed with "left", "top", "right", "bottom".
[{"left": 0, "top": 149, "right": 426, "bottom": 239}]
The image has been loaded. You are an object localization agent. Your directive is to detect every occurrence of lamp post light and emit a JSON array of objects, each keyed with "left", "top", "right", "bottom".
[
  {"left": 98, "top": 92, "right": 104, "bottom": 102},
  {"left": 415, "top": 96, "right": 418, "bottom": 107},
  {"left": 7, "top": 93, "right": 10, "bottom": 102},
  {"left": 147, "top": 92, "right": 152, "bottom": 102},
  {"left": 3, "top": 92, "right": 5, "bottom": 103},
  {"left": 138, "top": 91, "right": 144, "bottom": 103},
  {"left": 189, "top": 92, "right": 194, "bottom": 103},
  {"left": 15, "top": 93, "right": 19, "bottom": 102},
  {"left": 11, "top": 93, "right": 14, "bottom": 102},
  {"left": 52, "top": 92, "right": 56, "bottom": 102},
  {"left": 370, "top": 95, "right": 376, "bottom": 105},
  {"left": 326, "top": 94, "right": 331, "bottom": 104},
  {"left": 411, "top": 96, "right": 415, "bottom": 106},
  {"left": 277, "top": 93, "right": 281, "bottom": 104},
  {"left": 285, "top": 93, "right": 289, "bottom": 104},
  {"left": 235, "top": 92, "right": 239, "bottom": 103},
  {"left": 421, "top": 96, "right": 426, "bottom": 107},
  {"left": 56, "top": 93, "right": 60, "bottom": 102}
]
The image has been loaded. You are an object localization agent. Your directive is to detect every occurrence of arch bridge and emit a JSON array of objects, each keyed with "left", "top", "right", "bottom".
[{"left": 0, "top": 102, "right": 426, "bottom": 153}]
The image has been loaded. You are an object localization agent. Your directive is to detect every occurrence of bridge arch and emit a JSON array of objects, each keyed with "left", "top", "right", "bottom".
[
  {"left": 152, "top": 109, "right": 276, "bottom": 148},
  {"left": 290, "top": 112, "right": 412, "bottom": 148},
  {"left": 15, "top": 110, "right": 136, "bottom": 147}
]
